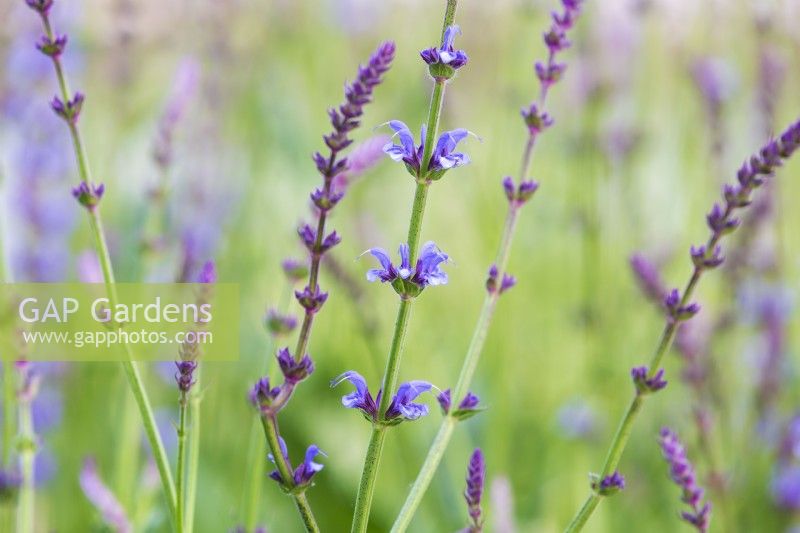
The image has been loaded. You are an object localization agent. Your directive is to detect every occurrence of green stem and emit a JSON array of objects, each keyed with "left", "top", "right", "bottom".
[
  {"left": 565, "top": 262, "right": 717, "bottom": 532},
  {"left": 259, "top": 416, "right": 320, "bottom": 533},
  {"left": 351, "top": 426, "right": 388, "bottom": 533},
  {"left": 16, "top": 393, "right": 34, "bottom": 533},
  {"left": 185, "top": 369, "right": 202, "bottom": 533},
  {"left": 176, "top": 394, "right": 188, "bottom": 533},
  {"left": 419, "top": 81, "right": 446, "bottom": 181},
  {"left": 391, "top": 132, "right": 534, "bottom": 530},
  {"left": 37, "top": 12, "right": 178, "bottom": 524}
]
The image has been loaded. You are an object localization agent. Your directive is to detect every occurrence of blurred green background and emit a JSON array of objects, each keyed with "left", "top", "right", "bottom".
[{"left": 2, "top": 0, "right": 800, "bottom": 531}]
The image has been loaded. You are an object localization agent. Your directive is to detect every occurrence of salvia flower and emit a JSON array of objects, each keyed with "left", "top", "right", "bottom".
[
  {"left": 294, "top": 285, "right": 328, "bottom": 314},
  {"left": 24, "top": 0, "right": 53, "bottom": 15},
  {"left": 659, "top": 428, "right": 712, "bottom": 532},
  {"left": 298, "top": 224, "right": 341, "bottom": 255},
  {"left": 35, "top": 34, "right": 67, "bottom": 58},
  {"left": 502, "top": 176, "right": 539, "bottom": 207},
  {"left": 71, "top": 181, "right": 105, "bottom": 210},
  {"left": 281, "top": 258, "right": 308, "bottom": 284},
  {"left": 664, "top": 289, "right": 701, "bottom": 322},
  {"left": 174, "top": 360, "right": 197, "bottom": 393},
  {"left": 383, "top": 120, "right": 473, "bottom": 179},
  {"left": 631, "top": 366, "right": 668, "bottom": 394},
  {"left": 276, "top": 348, "right": 314, "bottom": 385},
  {"left": 79, "top": 458, "right": 132, "bottom": 533},
  {"left": 420, "top": 24, "right": 468, "bottom": 80},
  {"left": 384, "top": 380, "right": 434, "bottom": 422},
  {"left": 520, "top": 104, "right": 553, "bottom": 136},
  {"left": 438, "top": 389, "right": 483, "bottom": 420},
  {"left": 463, "top": 448, "right": 485, "bottom": 532},
  {"left": 264, "top": 309, "right": 297, "bottom": 337},
  {"left": 51, "top": 92, "right": 84, "bottom": 124},
  {"left": 249, "top": 377, "right": 281, "bottom": 412},
  {"left": 364, "top": 241, "right": 449, "bottom": 297},
  {"left": 267, "top": 437, "right": 325, "bottom": 489},
  {"left": 690, "top": 245, "right": 724, "bottom": 270},
  {"left": 332, "top": 371, "right": 434, "bottom": 424},
  {"left": 486, "top": 264, "right": 516, "bottom": 295},
  {"left": 592, "top": 471, "right": 625, "bottom": 495}
]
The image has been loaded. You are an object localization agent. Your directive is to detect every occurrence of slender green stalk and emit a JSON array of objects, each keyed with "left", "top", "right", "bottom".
[
  {"left": 259, "top": 415, "right": 320, "bottom": 532},
  {"left": 351, "top": 299, "right": 413, "bottom": 533},
  {"left": 565, "top": 264, "right": 715, "bottom": 532},
  {"left": 185, "top": 369, "right": 202, "bottom": 533},
  {"left": 36, "top": 12, "right": 177, "bottom": 524},
  {"left": 1, "top": 361, "right": 14, "bottom": 468},
  {"left": 392, "top": 134, "right": 536, "bottom": 532},
  {"left": 16, "top": 390, "right": 35, "bottom": 533},
  {"left": 176, "top": 394, "right": 189, "bottom": 533}
]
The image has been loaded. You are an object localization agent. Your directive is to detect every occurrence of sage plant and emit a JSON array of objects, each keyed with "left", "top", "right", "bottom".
[
  {"left": 23, "top": 0, "right": 178, "bottom": 524},
  {"left": 392, "top": 1, "right": 585, "bottom": 529},
  {"left": 565, "top": 118, "right": 800, "bottom": 531},
  {"left": 247, "top": 40, "right": 395, "bottom": 532}
]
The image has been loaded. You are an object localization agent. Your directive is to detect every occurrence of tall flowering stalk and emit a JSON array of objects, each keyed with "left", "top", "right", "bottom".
[
  {"left": 659, "top": 428, "right": 711, "bottom": 532},
  {"left": 462, "top": 449, "right": 485, "bottom": 533},
  {"left": 392, "top": 1, "right": 585, "bottom": 529},
  {"left": 22, "top": 0, "right": 177, "bottom": 524},
  {"left": 248, "top": 42, "right": 395, "bottom": 532},
  {"left": 565, "top": 118, "right": 800, "bottom": 532},
  {"left": 346, "top": 3, "right": 479, "bottom": 531}
]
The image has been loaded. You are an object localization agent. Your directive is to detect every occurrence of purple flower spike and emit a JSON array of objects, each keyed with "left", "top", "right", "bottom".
[
  {"left": 363, "top": 241, "right": 450, "bottom": 297},
  {"left": 174, "top": 360, "right": 198, "bottom": 393},
  {"left": 298, "top": 224, "right": 341, "bottom": 255},
  {"left": 659, "top": 428, "right": 712, "bottom": 532},
  {"left": 463, "top": 449, "right": 485, "bottom": 532},
  {"left": 79, "top": 458, "right": 132, "bottom": 533},
  {"left": 72, "top": 181, "right": 105, "bottom": 210},
  {"left": 36, "top": 34, "right": 67, "bottom": 58},
  {"left": 459, "top": 392, "right": 480, "bottom": 410},
  {"left": 437, "top": 389, "right": 482, "bottom": 420},
  {"left": 631, "top": 366, "right": 668, "bottom": 394},
  {"left": 197, "top": 260, "right": 217, "bottom": 284},
  {"left": 437, "top": 389, "right": 452, "bottom": 414},
  {"left": 420, "top": 24, "right": 469, "bottom": 79},
  {"left": 383, "top": 120, "right": 474, "bottom": 179},
  {"left": 331, "top": 371, "right": 379, "bottom": 421},
  {"left": 385, "top": 380, "right": 433, "bottom": 421},
  {"left": 276, "top": 348, "right": 314, "bottom": 385},
  {"left": 51, "top": 92, "right": 85, "bottom": 124},
  {"left": 521, "top": 104, "right": 554, "bottom": 135}
]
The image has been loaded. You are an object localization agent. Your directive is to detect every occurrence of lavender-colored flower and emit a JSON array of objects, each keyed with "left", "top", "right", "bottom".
[
  {"left": 631, "top": 366, "right": 668, "bottom": 394},
  {"left": 772, "top": 466, "right": 800, "bottom": 510},
  {"left": 294, "top": 285, "right": 328, "bottom": 314},
  {"left": 520, "top": 104, "right": 553, "bottom": 135},
  {"left": 50, "top": 91, "right": 84, "bottom": 124},
  {"left": 282, "top": 258, "right": 309, "bottom": 284},
  {"left": 276, "top": 347, "right": 314, "bottom": 385},
  {"left": 249, "top": 377, "right": 281, "bottom": 412},
  {"left": 420, "top": 24, "right": 468, "bottom": 78},
  {"left": 664, "top": 288, "right": 701, "bottom": 322},
  {"left": 197, "top": 259, "right": 217, "bottom": 284},
  {"left": 463, "top": 449, "right": 485, "bottom": 532},
  {"left": 71, "top": 181, "right": 105, "bottom": 210},
  {"left": 267, "top": 437, "right": 325, "bottom": 488},
  {"left": 264, "top": 309, "right": 297, "bottom": 337},
  {"left": 35, "top": 33, "right": 67, "bottom": 57},
  {"left": 629, "top": 254, "right": 667, "bottom": 304},
  {"left": 383, "top": 120, "right": 473, "bottom": 179},
  {"left": 79, "top": 458, "right": 132, "bottom": 533},
  {"left": 364, "top": 241, "right": 449, "bottom": 296},
  {"left": 689, "top": 245, "right": 724, "bottom": 270},
  {"left": 502, "top": 176, "right": 539, "bottom": 207},
  {"left": 174, "top": 360, "right": 197, "bottom": 393},
  {"left": 659, "top": 428, "right": 711, "bottom": 532},
  {"left": 331, "top": 371, "right": 433, "bottom": 423},
  {"left": 596, "top": 471, "right": 625, "bottom": 493},
  {"left": 438, "top": 389, "right": 482, "bottom": 420},
  {"left": 486, "top": 264, "right": 516, "bottom": 295},
  {"left": 385, "top": 381, "right": 433, "bottom": 421},
  {"left": 298, "top": 224, "right": 341, "bottom": 254},
  {"left": 24, "top": 0, "right": 54, "bottom": 15}
]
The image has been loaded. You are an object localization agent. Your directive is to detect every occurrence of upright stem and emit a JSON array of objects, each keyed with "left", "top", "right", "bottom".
[
  {"left": 565, "top": 257, "right": 719, "bottom": 532},
  {"left": 16, "top": 393, "right": 34, "bottom": 533},
  {"left": 37, "top": 12, "right": 177, "bottom": 524},
  {"left": 259, "top": 416, "right": 320, "bottom": 533},
  {"left": 176, "top": 394, "right": 189, "bottom": 533},
  {"left": 351, "top": 426, "right": 388, "bottom": 533},
  {"left": 392, "top": 133, "right": 534, "bottom": 531},
  {"left": 185, "top": 369, "right": 202, "bottom": 533}
]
